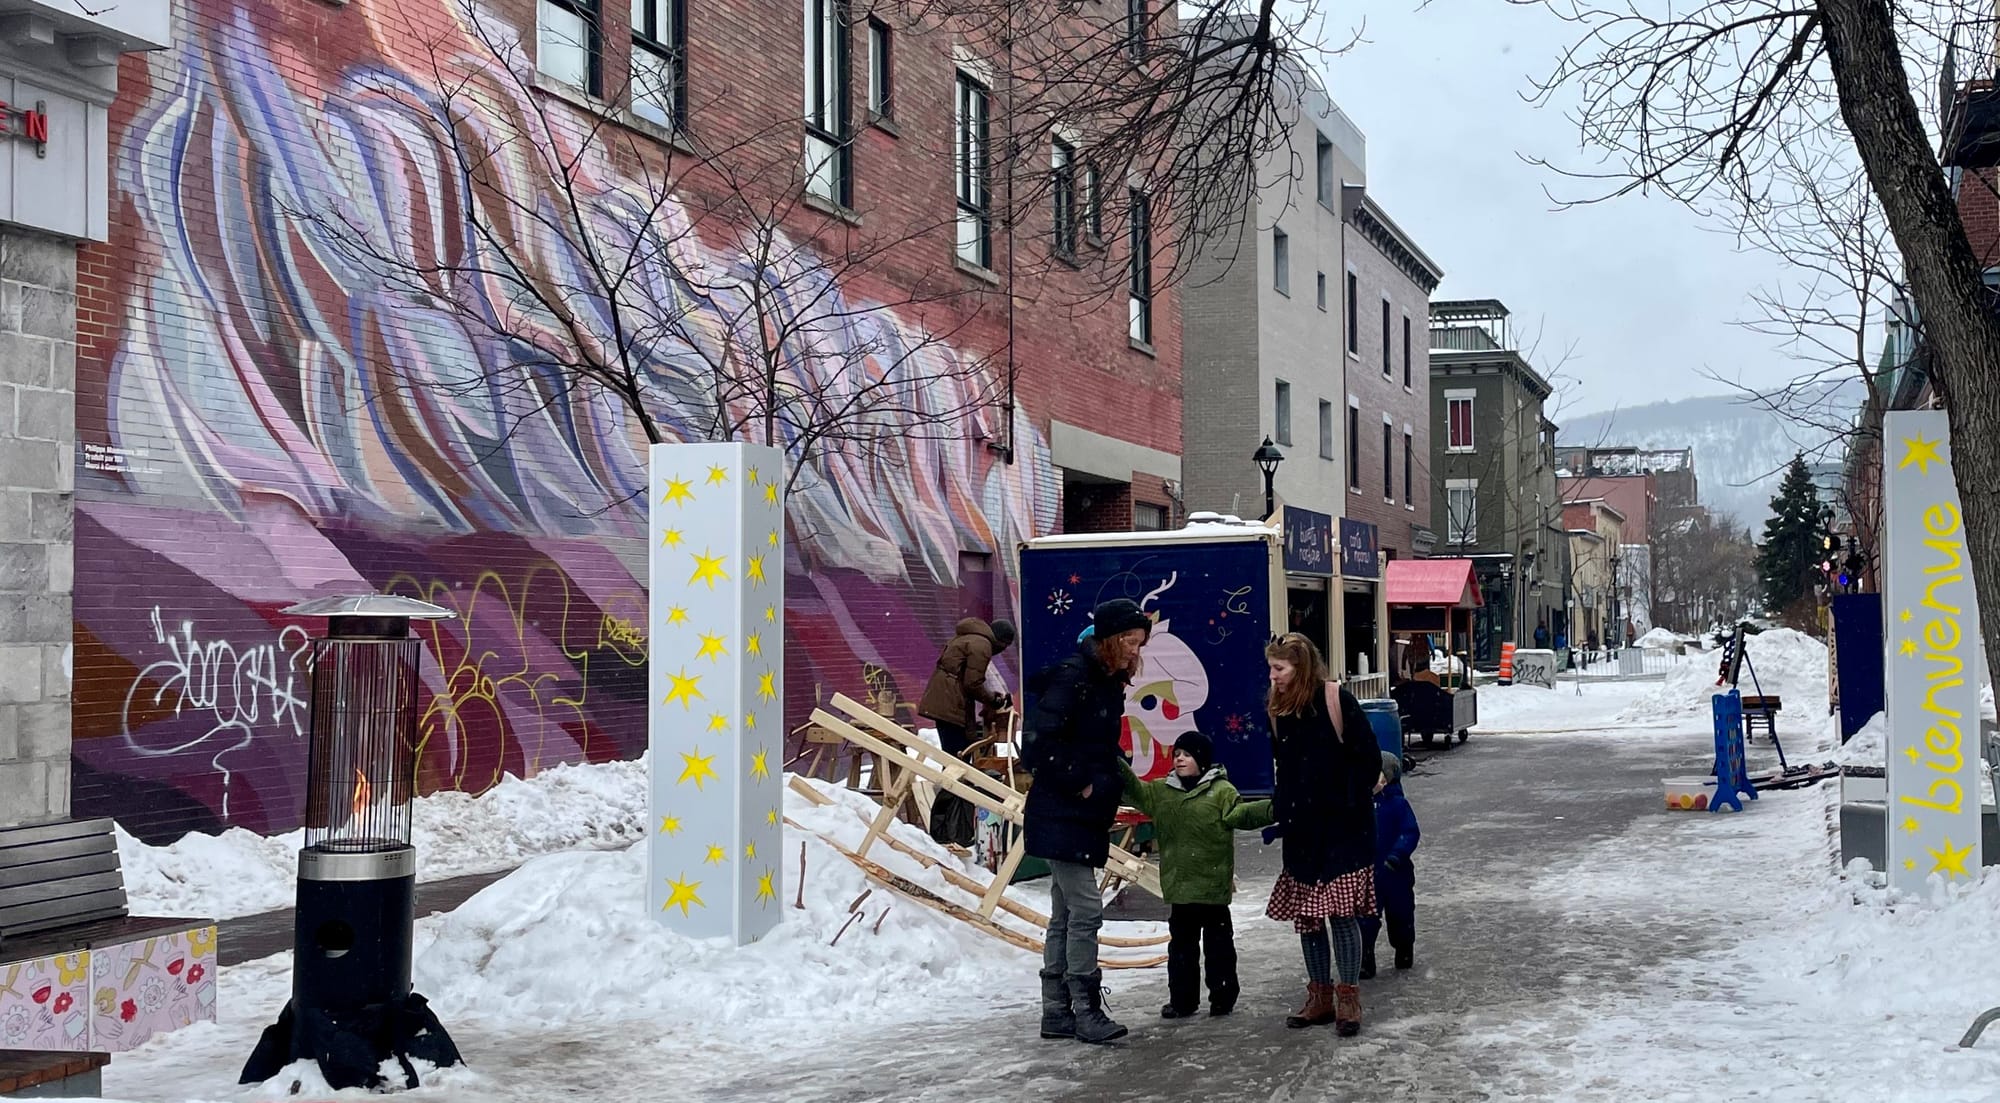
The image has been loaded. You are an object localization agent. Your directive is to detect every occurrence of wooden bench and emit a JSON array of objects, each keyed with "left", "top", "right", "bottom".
[
  {"left": 0, "top": 818, "right": 216, "bottom": 1056},
  {"left": 1741, "top": 695, "right": 1782, "bottom": 739}
]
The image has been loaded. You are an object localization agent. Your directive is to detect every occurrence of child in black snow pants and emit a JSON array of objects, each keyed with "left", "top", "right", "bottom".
[{"left": 1360, "top": 751, "right": 1420, "bottom": 978}]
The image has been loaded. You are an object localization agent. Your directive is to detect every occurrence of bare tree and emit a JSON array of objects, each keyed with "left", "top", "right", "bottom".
[{"left": 1521, "top": 0, "right": 2000, "bottom": 687}]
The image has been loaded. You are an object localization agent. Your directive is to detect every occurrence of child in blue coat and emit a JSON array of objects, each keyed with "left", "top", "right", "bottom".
[{"left": 1360, "top": 751, "right": 1419, "bottom": 978}]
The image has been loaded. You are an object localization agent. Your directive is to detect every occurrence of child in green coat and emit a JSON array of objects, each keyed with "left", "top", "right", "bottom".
[{"left": 1121, "top": 731, "right": 1273, "bottom": 1019}]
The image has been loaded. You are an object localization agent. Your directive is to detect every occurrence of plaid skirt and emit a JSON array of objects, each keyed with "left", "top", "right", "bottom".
[{"left": 1266, "top": 868, "right": 1377, "bottom": 933}]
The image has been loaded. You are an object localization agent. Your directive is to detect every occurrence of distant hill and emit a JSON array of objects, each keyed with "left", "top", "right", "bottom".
[{"left": 1558, "top": 380, "right": 1865, "bottom": 527}]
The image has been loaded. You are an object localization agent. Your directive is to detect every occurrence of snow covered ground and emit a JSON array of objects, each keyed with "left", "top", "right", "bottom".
[{"left": 75, "top": 632, "right": 2000, "bottom": 1102}]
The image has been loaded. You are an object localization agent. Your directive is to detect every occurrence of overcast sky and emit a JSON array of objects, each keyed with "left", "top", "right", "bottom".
[{"left": 1305, "top": 0, "right": 1817, "bottom": 421}]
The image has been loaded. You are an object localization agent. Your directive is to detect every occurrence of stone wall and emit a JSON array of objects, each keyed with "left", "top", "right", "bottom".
[{"left": 0, "top": 227, "right": 74, "bottom": 828}]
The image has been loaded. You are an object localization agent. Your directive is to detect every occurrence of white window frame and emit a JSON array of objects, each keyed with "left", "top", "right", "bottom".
[
  {"left": 866, "top": 17, "right": 892, "bottom": 118},
  {"left": 1319, "top": 399, "right": 1335, "bottom": 460},
  {"left": 1447, "top": 478, "right": 1479, "bottom": 545},
  {"left": 1446, "top": 388, "right": 1476, "bottom": 453}
]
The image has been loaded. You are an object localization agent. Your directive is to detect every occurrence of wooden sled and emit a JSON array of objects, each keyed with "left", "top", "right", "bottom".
[
  {"left": 787, "top": 775, "right": 1170, "bottom": 950},
  {"left": 810, "top": 694, "right": 1161, "bottom": 917}
]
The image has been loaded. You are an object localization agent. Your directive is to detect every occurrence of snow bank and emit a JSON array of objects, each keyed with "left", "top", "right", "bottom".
[
  {"left": 120, "top": 756, "right": 651, "bottom": 919},
  {"left": 1616, "top": 628, "right": 1827, "bottom": 723},
  {"left": 1471, "top": 681, "right": 1665, "bottom": 735},
  {"left": 1835, "top": 711, "right": 1887, "bottom": 767},
  {"left": 1634, "top": 626, "right": 1682, "bottom": 649}
]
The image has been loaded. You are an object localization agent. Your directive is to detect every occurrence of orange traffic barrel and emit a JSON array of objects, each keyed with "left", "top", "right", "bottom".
[{"left": 1498, "top": 642, "right": 1516, "bottom": 684}]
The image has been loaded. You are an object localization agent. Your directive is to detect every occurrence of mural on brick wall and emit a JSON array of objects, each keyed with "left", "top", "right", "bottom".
[{"left": 73, "top": 0, "right": 1058, "bottom": 841}]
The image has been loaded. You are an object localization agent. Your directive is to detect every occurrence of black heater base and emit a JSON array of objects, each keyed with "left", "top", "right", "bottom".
[{"left": 239, "top": 992, "right": 463, "bottom": 1091}]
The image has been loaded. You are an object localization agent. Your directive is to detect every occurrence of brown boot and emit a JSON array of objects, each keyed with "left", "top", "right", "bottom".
[
  {"left": 1334, "top": 983, "right": 1362, "bottom": 1037},
  {"left": 1284, "top": 982, "right": 1337, "bottom": 1029}
]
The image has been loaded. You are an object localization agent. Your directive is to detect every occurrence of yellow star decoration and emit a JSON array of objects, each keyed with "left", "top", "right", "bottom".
[
  {"left": 768, "top": 529, "right": 781, "bottom": 548},
  {"left": 747, "top": 555, "right": 768, "bottom": 587},
  {"left": 696, "top": 632, "right": 729, "bottom": 662},
  {"left": 659, "top": 814, "right": 683, "bottom": 835},
  {"left": 661, "top": 477, "right": 695, "bottom": 507},
  {"left": 678, "top": 748, "right": 719, "bottom": 790},
  {"left": 748, "top": 467, "right": 761, "bottom": 485},
  {"left": 766, "top": 808, "right": 781, "bottom": 827},
  {"left": 664, "top": 667, "right": 705, "bottom": 710},
  {"left": 745, "top": 711, "right": 758, "bottom": 731},
  {"left": 751, "top": 748, "right": 770, "bottom": 779},
  {"left": 1900, "top": 638, "right": 1919, "bottom": 658},
  {"left": 1902, "top": 816, "right": 1922, "bottom": 834},
  {"left": 1929, "top": 836, "right": 1976, "bottom": 878},
  {"left": 757, "top": 671, "right": 778, "bottom": 701},
  {"left": 745, "top": 841, "right": 758, "bottom": 860},
  {"left": 704, "top": 844, "right": 728, "bottom": 865},
  {"left": 707, "top": 712, "right": 730, "bottom": 733},
  {"left": 1905, "top": 859, "right": 1918, "bottom": 871},
  {"left": 1906, "top": 745, "right": 1923, "bottom": 763},
  {"left": 706, "top": 465, "right": 730, "bottom": 486},
  {"left": 755, "top": 869, "right": 777, "bottom": 906},
  {"left": 665, "top": 606, "right": 690, "bottom": 627},
  {"left": 1900, "top": 608, "right": 1914, "bottom": 623},
  {"left": 764, "top": 483, "right": 779, "bottom": 505},
  {"left": 660, "top": 527, "right": 685, "bottom": 549},
  {"left": 690, "top": 549, "right": 730, "bottom": 590},
  {"left": 663, "top": 874, "right": 706, "bottom": 916},
  {"left": 746, "top": 632, "right": 763, "bottom": 657},
  {"left": 764, "top": 604, "right": 778, "bottom": 624},
  {"left": 1899, "top": 433, "right": 1944, "bottom": 475}
]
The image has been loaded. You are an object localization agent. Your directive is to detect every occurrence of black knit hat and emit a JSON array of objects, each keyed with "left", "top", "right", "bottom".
[
  {"left": 1092, "top": 598, "right": 1152, "bottom": 640},
  {"left": 1173, "top": 731, "right": 1215, "bottom": 772}
]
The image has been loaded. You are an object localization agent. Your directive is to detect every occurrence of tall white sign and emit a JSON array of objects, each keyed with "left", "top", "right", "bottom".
[
  {"left": 648, "top": 442, "right": 786, "bottom": 943},
  {"left": 1883, "top": 410, "right": 1984, "bottom": 895}
]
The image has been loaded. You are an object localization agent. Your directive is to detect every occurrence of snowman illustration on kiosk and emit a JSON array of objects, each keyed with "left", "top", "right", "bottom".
[{"left": 1120, "top": 574, "right": 1211, "bottom": 779}]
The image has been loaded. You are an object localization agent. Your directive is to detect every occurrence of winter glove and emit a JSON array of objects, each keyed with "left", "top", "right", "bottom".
[{"left": 1261, "top": 824, "right": 1284, "bottom": 845}]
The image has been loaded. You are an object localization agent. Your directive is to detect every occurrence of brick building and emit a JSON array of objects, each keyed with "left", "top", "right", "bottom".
[
  {"left": 1180, "top": 70, "right": 1439, "bottom": 676},
  {"left": 61, "top": 0, "right": 1183, "bottom": 841}
]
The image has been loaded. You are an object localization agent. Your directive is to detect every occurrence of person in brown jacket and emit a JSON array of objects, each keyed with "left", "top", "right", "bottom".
[{"left": 918, "top": 618, "right": 1014, "bottom": 846}]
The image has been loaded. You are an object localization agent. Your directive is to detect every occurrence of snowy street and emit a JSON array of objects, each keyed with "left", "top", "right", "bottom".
[{"left": 88, "top": 652, "right": 2000, "bottom": 1102}]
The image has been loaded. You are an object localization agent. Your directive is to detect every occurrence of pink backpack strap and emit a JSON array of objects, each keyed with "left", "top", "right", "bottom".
[{"left": 1323, "top": 681, "right": 1344, "bottom": 737}]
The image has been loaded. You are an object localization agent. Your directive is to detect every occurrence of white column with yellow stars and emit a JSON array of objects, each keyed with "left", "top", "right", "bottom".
[
  {"left": 648, "top": 441, "right": 786, "bottom": 944},
  {"left": 1882, "top": 409, "right": 1985, "bottom": 896}
]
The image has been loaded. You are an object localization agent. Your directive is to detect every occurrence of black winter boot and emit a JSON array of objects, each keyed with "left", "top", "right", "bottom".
[
  {"left": 1359, "top": 950, "right": 1377, "bottom": 980},
  {"left": 1394, "top": 946, "right": 1414, "bottom": 971},
  {"left": 1065, "top": 972, "right": 1129, "bottom": 1044},
  {"left": 1039, "top": 970, "right": 1075, "bottom": 1039}
]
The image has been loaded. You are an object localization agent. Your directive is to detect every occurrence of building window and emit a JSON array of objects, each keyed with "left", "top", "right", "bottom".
[
  {"left": 1382, "top": 419, "right": 1393, "bottom": 498},
  {"left": 1316, "top": 134, "right": 1334, "bottom": 207},
  {"left": 1134, "top": 501, "right": 1167, "bottom": 531},
  {"left": 538, "top": 0, "right": 599, "bottom": 94},
  {"left": 1128, "top": 188, "right": 1153, "bottom": 343},
  {"left": 955, "top": 71, "right": 991, "bottom": 267},
  {"left": 1347, "top": 402, "right": 1360, "bottom": 490},
  {"left": 1402, "top": 314, "right": 1412, "bottom": 388},
  {"left": 1381, "top": 299, "right": 1392, "bottom": 376},
  {"left": 1447, "top": 393, "right": 1475, "bottom": 452},
  {"left": 805, "top": 0, "right": 851, "bottom": 206},
  {"left": 1275, "top": 380, "right": 1293, "bottom": 446},
  {"left": 1319, "top": 400, "right": 1335, "bottom": 460},
  {"left": 1316, "top": 272, "right": 1327, "bottom": 310},
  {"left": 1403, "top": 429, "right": 1413, "bottom": 506},
  {"left": 631, "top": 0, "right": 683, "bottom": 127},
  {"left": 1084, "top": 162, "right": 1103, "bottom": 241},
  {"left": 1127, "top": 0, "right": 1147, "bottom": 60},
  {"left": 1447, "top": 478, "right": 1479, "bottom": 544},
  {"left": 1273, "top": 228, "right": 1290, "bottom": 295},
  {"left": 1052, "top": 138, "right": 1078, "bottom": 258},
  {"left": 1345, "top": 271, "right": 1359, "bottom": 355},
  {"left": 867, "top": 18, "right": 893, "bottom": 118}
]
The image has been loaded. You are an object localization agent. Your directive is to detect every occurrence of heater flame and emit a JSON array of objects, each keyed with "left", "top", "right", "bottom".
[{"left": 351, "top": 767, "right": 372, "bottom": 822}]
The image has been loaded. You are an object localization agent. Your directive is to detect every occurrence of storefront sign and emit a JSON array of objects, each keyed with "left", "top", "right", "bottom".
[
  {"left": 1282, "top": 506, "right": 1333, "bottom": 576},
  {"left": 0, "top": 99, "right": 49, "bottom": 156},
  {"left": 1339, "top": 519, "right": 1378, "bottom": 580},
  {"left": 1883, "top": 410, "right": 1984, "bottom": 895}
]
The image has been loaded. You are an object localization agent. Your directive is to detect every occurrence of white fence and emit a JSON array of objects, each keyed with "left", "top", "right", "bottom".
[{"left": 1347, "top": 672, "right": 1390, "bottom": 701}]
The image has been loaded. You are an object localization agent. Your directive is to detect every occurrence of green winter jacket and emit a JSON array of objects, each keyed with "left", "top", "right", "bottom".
[{"left": 1121, "top": 762, "right": 1275, "bottom": 906}]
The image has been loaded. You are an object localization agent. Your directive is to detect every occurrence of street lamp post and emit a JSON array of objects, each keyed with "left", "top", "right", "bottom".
[{"left": 1253, "top": 437, "right": 1285, "bottom": 521}]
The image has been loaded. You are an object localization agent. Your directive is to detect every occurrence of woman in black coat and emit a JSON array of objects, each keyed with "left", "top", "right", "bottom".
[
  {"left": 1021, "top": 598, "right": 1152, "bottom": 1045},
  {"left": 1262, "top": 632, "right": 1379, "bottom": 1037}
]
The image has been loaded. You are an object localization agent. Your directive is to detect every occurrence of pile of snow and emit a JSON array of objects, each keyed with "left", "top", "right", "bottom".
[
  {"left": 1835, "top": 711, "right": 1888, "bottom": 767},
  {"left": 120, "top": 755, "right": 651, "bottom": 919},
  {"left": 1633, "top": 626, "right": 1683, "bottom": 649},
  {"left": 1617, "top": 628, "right": 1827, "bottom": 723},
  {"left": 1472, "top": 681, "right": 1663, "bottom": 735}
]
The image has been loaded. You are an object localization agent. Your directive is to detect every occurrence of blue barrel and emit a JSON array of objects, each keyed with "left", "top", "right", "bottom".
[{"left": 1360, "top": 699, "right": 1403, "bottom": 760}]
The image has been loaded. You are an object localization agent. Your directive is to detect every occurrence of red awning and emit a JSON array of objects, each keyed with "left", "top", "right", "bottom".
[{"left": 1384, "top": 558, "right": 1483, "bottom": 608}]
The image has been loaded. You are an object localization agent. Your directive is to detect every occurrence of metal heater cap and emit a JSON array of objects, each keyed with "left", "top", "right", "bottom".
[{"left": 299, "top": 846, "right": 417, "bottom": 883}]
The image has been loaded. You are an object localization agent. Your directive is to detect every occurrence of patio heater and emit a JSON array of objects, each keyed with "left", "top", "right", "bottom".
[{"left": 241, "top": 595, "right": 464, "bottom": 1092}]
